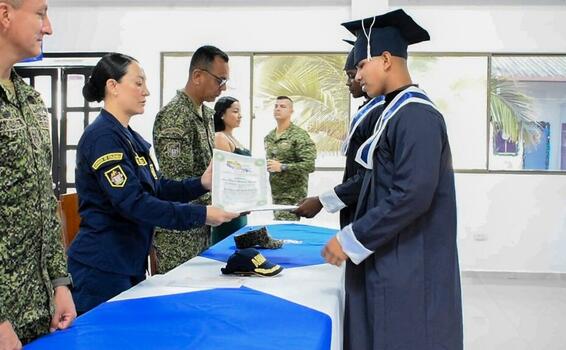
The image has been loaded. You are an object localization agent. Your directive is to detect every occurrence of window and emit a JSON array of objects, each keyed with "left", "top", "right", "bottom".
[
  {"left": 162, "top": 52, "right": 566, "bottom": 174},
  {"left": 409, "top": 55, "right": 489, "bottom": 170},
  {"left": 16, "top": 54, "right": 103, "bottom": 195},
  {"left": 489, "top": 55, "right": 566, "bottom": 171},
  {"left": 252, "top": 54, "right": 350, "bottom": 168},
  {"left": 162, "top": 52, "right": 350, "bottom": 166}
]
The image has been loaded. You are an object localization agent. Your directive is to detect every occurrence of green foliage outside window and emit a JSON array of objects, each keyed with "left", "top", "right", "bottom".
[{"left": 254, "top": 55, "right": 350, "bottom": 154}]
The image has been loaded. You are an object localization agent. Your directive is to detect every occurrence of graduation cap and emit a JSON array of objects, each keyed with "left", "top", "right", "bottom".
[
  {"left": 343, "top": 39, "right": 356, "bottom": 71},
  {"left": 341, "top": 9, "right": 430, "bottom": 66}
]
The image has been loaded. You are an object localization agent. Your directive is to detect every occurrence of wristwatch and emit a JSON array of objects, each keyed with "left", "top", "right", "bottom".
[
  {"left": 281, "top": 164, "right": 288, "bottom": 172},
  {"left": 52, "top": 274, "right": 73, "bottom": 289}
]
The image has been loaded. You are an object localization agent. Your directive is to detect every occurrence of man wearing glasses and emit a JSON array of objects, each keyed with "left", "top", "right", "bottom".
[{"left": 153, "top": 45, "right": 229, "bottom": 273}]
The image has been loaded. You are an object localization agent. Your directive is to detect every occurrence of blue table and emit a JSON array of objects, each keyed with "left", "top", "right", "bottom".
[{"left": 27, "top": 224, "right": 343, "bottom": 350}]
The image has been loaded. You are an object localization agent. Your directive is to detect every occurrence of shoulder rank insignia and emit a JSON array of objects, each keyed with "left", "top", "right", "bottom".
[
  {"left": 92, "top": 152, "right": 123, "bottom": 170},
  {"left": 135, "top": 155, "right": 148, "bottom": 166},
  {"left": 149, "top": 164, "right": 158, "bottom": 179},
  {"left": 104, "top": 165, "right": 128, "bottom": 188}
]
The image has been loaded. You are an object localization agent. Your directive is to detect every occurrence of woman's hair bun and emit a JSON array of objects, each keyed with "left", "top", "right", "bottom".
[{"left": 82, "top": 78, "right": 103, "bottom": 103}]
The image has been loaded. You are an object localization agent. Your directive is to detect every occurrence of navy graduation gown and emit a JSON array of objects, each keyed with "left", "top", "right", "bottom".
[
  {"left": 340, "top": 102, "right": 384, "bottom": 229},
  {"left": 337, "top": 102, "right": 463, "bottom": 350}
]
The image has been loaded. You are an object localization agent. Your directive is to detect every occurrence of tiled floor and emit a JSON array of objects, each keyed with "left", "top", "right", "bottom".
[
  {"left": 247, "top": 214, "right": 566, "bottom": 349},
  {"left": 462, "top": 274, "right": 566, "bottom": 350}
]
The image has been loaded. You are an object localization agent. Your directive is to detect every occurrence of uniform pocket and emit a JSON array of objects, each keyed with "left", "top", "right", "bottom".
[
  {"left": 0, "top": 115, "right": 29, "bottom": 165},
  {"left": 0, "top": 115, "right": 26, "bottom": 136}
]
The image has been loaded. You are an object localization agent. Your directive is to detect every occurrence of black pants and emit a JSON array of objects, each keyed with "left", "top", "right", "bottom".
[{"left": 68, "top": 257, "right": 145, "bottom": 314}]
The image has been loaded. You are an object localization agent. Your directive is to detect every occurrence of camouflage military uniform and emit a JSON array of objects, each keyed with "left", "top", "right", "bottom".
[
  {"left": 0, "top": 71, "right": 68, "bottom": 343},
  {"left": 264, "top": 123, "right": 316, "bottom": 221},
  {"left": 152, "top": 90, "right": 213, "bottom": 273}
]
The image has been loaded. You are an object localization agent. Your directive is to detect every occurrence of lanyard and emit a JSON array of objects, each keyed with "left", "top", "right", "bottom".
[
  {"left": 355, "top": 86, "right": 439, "bottom": 170},
  {"left": 341, "top": 95, "right": 385, "bottom": 155},
  {"left": 124, "top": 133, "right": 159, "bottom": 182}
]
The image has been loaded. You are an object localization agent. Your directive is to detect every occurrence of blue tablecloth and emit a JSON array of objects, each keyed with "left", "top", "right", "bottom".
[
  {"left": 26, "top": 224, "right": 339, "bottom": 349},
  {"left": 26, "top": 287, "right": 331, "bottom": 350},
  {"left": 201, "top": 223, "right": 337, "bottom": 268}
]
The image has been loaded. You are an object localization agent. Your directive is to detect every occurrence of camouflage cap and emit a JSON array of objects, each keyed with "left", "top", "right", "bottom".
[{"left": 234, "top": 226, "right": 283, "bottom": 250}]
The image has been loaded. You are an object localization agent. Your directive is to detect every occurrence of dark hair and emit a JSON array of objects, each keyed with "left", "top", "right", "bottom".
[
  {"left": 276, "top": 96, "right": 293, "bottom": 103},
  {"left": 214, "top": 96, "right": 239, "bottom": 132},
  {"left": 82, "top": 53, "right": 138, "bottom": 102},
  {"left": 189, "top": 45, "right": 229, "bottom": 76}
]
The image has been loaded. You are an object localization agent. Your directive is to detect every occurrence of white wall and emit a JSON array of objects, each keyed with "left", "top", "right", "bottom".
[
  {"left": 44, "top": 2, "right": 566, "bottom": 273},
  {"left": 44, "top": 4, "right": 566, "bottom": 139},
  {"left": 44, "top": 5, "right": 351, "bottom": 141},
  {"left": 457, "top": 173, "right": 566, "bottom": 273},
  {"left": 403, "top": 6, "right": 566, "bottom": 53}
]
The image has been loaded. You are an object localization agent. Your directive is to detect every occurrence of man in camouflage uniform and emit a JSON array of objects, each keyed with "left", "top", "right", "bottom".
[
  {"left": 153, "top": 46, "right": 229, "bottom": 273},
  {"left": 265, "top": 96, "right": 316, "bottom": 221},
  {"left": 0, "top": 0, "right": 76, "bottom": 347}
]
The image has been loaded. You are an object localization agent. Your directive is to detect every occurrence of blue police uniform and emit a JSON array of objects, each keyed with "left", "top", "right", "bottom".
[{"left": 68, "top": 109, "right": 208, "bottom": 313}]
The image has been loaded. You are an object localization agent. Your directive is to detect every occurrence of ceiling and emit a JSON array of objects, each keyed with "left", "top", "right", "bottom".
[
  {"left": 48, "top": 0, "right": 566, "bottom": 7},
  {"left": 391, "top": 0, "right": 566, "bottom": 5},
  {"left": 48, "top": 0, "right": 350, "bottom": 6}
]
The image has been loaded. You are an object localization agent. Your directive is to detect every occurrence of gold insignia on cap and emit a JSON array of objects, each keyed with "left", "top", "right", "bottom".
[
  {"left": 254, "top": 265, "right": 282, "bottom": 275},
  {"left": 251, "top": 254, "right": 267, "bottom": 268}
]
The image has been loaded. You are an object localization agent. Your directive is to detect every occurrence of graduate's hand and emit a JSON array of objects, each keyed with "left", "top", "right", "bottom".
[
  {"left": 266, "top": 159, "right": 282, "bottom": 173},
  {"left": 322, "top": 237, "right": 348, "bottom": 266},
  {"left": 50, "top": 286, "right": 77, "bottom": 333},
  {"left": 0, "top": 321, "right": 21, "bottom": 350},
  {"left": 293, "top": 197, "right": 323, "bottom": 218},
  {"left": 206, "top": 206, "right": 239, "bottom": 227},
  {"left": 201, "top": 162, "right": 213, "bottom": 190}
]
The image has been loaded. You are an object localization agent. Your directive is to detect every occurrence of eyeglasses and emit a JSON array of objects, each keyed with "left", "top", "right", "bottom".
[{"left": 200, "top": 69, "right": 228, "bottom": 87}]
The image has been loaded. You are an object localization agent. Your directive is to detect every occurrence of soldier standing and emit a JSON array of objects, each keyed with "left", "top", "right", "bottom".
[
  {"left": 265, "top": 96, "right": 316, "bottom": 221},
  {"left": 0, "top": 0, "right": 76, "bottom": 347},
  {"left": 153, "top": 46, "right": 229, "bottom": 273}
]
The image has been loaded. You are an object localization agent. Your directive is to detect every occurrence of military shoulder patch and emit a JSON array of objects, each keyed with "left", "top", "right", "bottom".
[
  {"left": 166, "top": 141, "right": 181, "bottom": 159},
  {"left": 92, "top": 152, "right": 124, "bottom": 170},
  {"left": 104, "top": 165, "right": 128, "bottom": 188}
]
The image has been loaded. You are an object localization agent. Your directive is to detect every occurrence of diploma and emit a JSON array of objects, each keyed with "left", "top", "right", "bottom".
[{"left": 212, "top": 149, "right": 292, "bottom": 212}]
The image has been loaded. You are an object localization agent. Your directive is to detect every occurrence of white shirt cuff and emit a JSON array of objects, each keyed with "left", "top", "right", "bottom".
[
  {"left": 336, "top": 224, "right": 373, "bottom": 265},
  {"left": 319, "top": 189, "right": 346, "bottom": 213}
]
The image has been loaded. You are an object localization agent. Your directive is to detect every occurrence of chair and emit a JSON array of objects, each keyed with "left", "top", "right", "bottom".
[
  {"left": 58, "top": 192, "right": 81, "bottom": 249},
  {"left": 57, "top": 192, "right": 159, "bottom": 275},
  {"left": 148, "top": 247, "right": 158, "bottom": 276}
]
